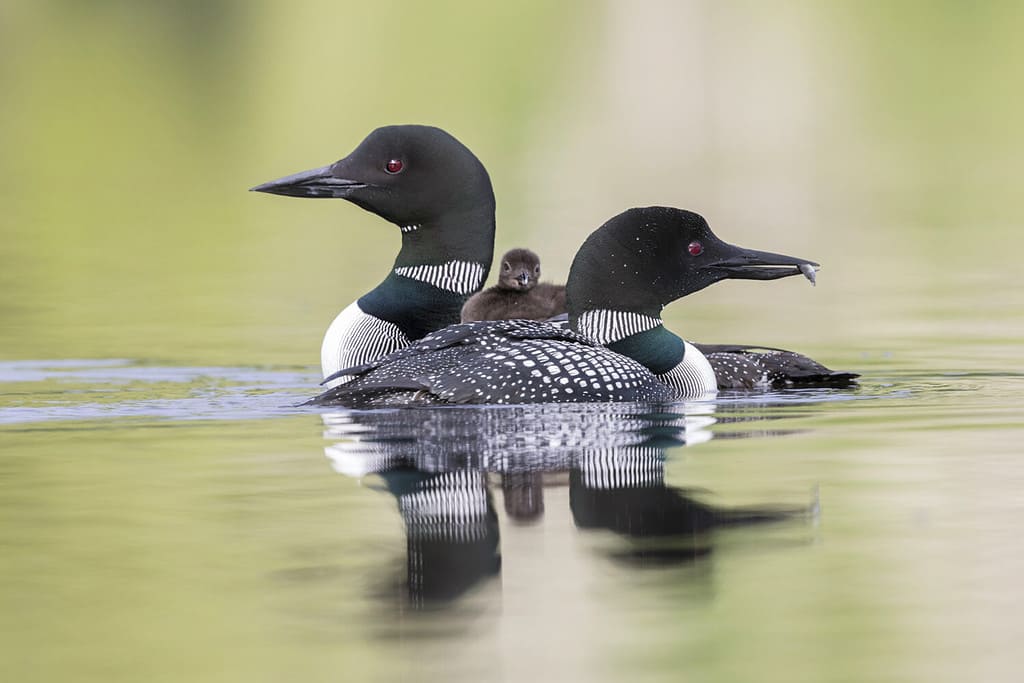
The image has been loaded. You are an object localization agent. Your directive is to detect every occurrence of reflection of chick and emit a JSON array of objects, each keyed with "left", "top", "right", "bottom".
[{"left": 461, "top": 248, "right": 567, "bottom": 322}]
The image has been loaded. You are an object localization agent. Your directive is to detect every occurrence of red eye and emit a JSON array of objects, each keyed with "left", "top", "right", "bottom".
[
  {"left": 385, "top": 159, "right": 403, "bottom": 174},
  {"left": 687, "top": 240, "right": 703, "bottom": 256}
]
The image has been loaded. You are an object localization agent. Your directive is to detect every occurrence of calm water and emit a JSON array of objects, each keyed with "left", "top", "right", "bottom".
[
  {"left": 2, "top": 340, "right": 1023, "bottom": 682},
  {"left": 4, "top": 2, "right": 1024, "bottom": 681}
]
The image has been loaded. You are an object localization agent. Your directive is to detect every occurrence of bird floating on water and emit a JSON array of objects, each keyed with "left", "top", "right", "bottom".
[
  {"left": 308, "top": 207, "right": 856, "bottom": 408},
  {"left": 252, "top": 126, "right": 856, "bottom": 401},
  {"left": 251, "top": 125, "right": 495, "bottom": 384}
]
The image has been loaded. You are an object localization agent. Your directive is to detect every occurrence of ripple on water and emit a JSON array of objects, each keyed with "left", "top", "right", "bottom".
[
  {"left": 0, "top": 359, "right": 316, "bottom": 425},
  {"left": 0, "top": 359, "right": 911, "bottom": 428}
]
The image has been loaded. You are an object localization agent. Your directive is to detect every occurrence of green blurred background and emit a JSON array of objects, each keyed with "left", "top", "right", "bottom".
[{"left": 2, "top": 0, "right": 1022, "bottom": 367}]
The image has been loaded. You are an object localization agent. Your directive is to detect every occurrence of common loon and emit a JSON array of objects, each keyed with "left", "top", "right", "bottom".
[
  {"left": 251, "top": 125, "right": 495, "bottom": 383},
  {"left": 308, "top": 207, "right": 849, "bottom": 408},
  {"left": 460, "top": 248, "right": 567, "bottom": 322}
]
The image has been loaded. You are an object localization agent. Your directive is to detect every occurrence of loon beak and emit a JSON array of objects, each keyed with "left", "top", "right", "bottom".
[
  {"left": 712, "top": 244, "right": 820, "bottom": 282},
  {"left": 516, "top": 272, "right": 531, "bottom": 287},
  {"left": 250, "top": 165, "right": 367, "bottom": 199}
]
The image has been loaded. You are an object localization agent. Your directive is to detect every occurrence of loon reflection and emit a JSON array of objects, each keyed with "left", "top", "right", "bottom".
[{"left": 322, "top": 402, "right": 814, "bottom": 607}]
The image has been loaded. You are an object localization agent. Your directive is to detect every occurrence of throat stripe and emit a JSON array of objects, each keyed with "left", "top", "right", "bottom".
[
  {"left": 394, "top": 260, "right": 486, "bottom": 295},
  {"left": 576, "top": 309, "right": 662, "bottom": 345}
]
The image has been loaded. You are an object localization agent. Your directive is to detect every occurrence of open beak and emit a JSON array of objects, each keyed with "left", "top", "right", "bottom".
[
  {"left": 249, "top": 165, "right": 366, "bottom": 198},
  {"left": 710, "top": 244, "right": 820, "bottom": 283}
]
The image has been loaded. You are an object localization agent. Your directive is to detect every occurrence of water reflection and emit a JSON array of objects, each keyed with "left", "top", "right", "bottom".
[{"left": 321, "top": 403, "right": 812, "bottom": 608}]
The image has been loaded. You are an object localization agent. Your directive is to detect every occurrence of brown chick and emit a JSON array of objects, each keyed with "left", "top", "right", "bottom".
[{"left": 461, "top": 248, "right": 567, "bottom": 322}]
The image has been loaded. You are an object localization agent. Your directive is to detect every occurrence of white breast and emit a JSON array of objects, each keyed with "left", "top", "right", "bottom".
[
  {"left": 320, "top": 301, "right": 411, "bottom": 386},
  {"left": 656, "top": 341, "right": 718, "bottom": 398}
]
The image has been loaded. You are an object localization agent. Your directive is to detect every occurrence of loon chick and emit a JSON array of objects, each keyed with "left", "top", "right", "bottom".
[
  {"left": 460, "top": 248, "right": 566, "bottom": 322},
  {"left": 251, "top": 125, "right": 495, "bottom": 383},
  {"left": 308, "top": 207, "right": 832, "bottom": 408}
]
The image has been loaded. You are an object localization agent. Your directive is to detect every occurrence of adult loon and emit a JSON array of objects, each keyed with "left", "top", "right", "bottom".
[
  {"left": 308, "top": 207, "right": 853, "bottom": 408},
  {"left": 460, "top": 248, "right": 567, "bottom": 322},
  {"left": 251, "top": 125, "right": 495, "bottom": 382}
]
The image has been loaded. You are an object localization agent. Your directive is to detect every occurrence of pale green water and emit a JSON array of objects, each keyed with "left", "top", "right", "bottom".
[{"left": 3, "top": 2, "right": 1024, "bottom": 682}]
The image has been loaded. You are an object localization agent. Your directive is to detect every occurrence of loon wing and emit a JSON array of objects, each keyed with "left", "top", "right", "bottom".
[
  {"left": 692, "top": 342, "right": 859, "bottom": 389},
  {"left": 691, "top": 343, "right": 793, "bottom": 355}
]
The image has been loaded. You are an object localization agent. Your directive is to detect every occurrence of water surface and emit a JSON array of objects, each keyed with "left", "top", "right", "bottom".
[{"left": 3, "top": 351, "right": 1022, "bottom": 682}]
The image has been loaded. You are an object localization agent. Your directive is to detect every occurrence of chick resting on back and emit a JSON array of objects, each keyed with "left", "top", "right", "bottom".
[{"left": 461, "top": 248, "right": 566, "bottom": 322}]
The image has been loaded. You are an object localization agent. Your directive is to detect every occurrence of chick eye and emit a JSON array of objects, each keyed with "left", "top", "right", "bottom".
[
  {"left": 385, "top": 159, "right": 404, "bottom": 174},
  {"left": 502, "top": 263, "right": 511, "bottom": 272},
  {"left": 534, "top": 266, "right": 540, "bottom": 274},
  {"left": 687, "top": 240, "right": 703, "bottom": 256}
]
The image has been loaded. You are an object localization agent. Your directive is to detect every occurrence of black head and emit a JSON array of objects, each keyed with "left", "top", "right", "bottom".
[
  {"left": 250, "top": 125, "right": 495, "bottom": 227},
  {"left": 566, "top": 207, "right": 819, "bottom": 321},
  {"left": 497, "top": 248, "right": 541, "bottom": 291}
]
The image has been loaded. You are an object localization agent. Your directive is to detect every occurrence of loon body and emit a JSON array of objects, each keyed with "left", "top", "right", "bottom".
[
  {"left": 461, "top": 248, "right": 566, "bottom": 323},
  {"left": 310, "top": 207, "right": 839, "bottom": 408},
  {"left": 251, "top": 125, "right": 495, "bottom": 383},
  {"left": 313, "top": 319, "right": 676, "bottom": 406}
]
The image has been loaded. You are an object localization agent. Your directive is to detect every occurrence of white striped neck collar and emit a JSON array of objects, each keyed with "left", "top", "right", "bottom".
[
  {"left": 393, "top": 260, "right": 487, "bottom": 295},
  {"left": 575, "top": 309, "right": 663, "bottom": 345}
]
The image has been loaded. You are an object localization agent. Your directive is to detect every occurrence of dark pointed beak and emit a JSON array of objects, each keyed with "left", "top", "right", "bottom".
[
  {"left": 711, "top": 244, "right": 820, "bottom": 282},
  {"left": 516, "top": 272, "right": 531, "bottom": 287},
  {"left": 249, "top": 165, "right": 366, "bottom": 199}
]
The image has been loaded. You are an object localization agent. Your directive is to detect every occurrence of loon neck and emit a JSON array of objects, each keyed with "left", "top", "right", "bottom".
[
  {"left": 606, "top": 325, "right": 687, "bottom": 376},
  {"left": 393, "top": 205, "right": 495, "bottom": 269},
  {"left": 358, "top": 273, "right": 470, "bottom": 342},
  {"left": 356, "top": 206, "right": 495, "bottom": 341},
  {"left": 574, "top": 308, "right": 685, "bottom": 375},
  {"left": 573, "top": 307, "right": 664, "bottom": 345}
]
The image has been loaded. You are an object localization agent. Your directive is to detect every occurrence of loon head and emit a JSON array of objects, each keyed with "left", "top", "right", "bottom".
[
  {"left": 497, "top": 248, "right": 541, "bottom": 291},
  {"left": 250, "top": 125, "right": 495, "bottom": 231},
  {"left": 567, "top": 207, "right": 818, "bottom": 324}
]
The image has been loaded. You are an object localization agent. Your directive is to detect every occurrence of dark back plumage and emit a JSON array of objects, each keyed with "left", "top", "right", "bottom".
[{"left": 309, "top": 320, "right": 674, "bottom": 408}]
